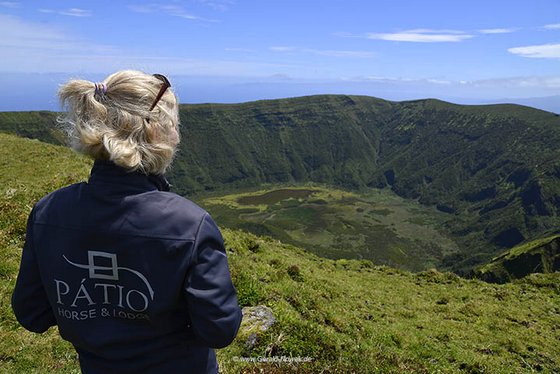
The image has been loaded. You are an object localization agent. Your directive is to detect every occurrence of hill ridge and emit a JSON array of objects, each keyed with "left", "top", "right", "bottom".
[{"left": 2, "top": 95, "right": 560, "bottom": 273}]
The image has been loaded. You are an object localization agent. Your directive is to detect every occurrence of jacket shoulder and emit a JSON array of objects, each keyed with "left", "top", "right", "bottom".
[
  {"left": 33, "top": 183, "right": 85, "bottom": 221},
  {"left": 129, "top": 191, "right": 211, "bottom": 239},
  {"left": 145, "top": 191, "right": 207, "bottom": 219}
]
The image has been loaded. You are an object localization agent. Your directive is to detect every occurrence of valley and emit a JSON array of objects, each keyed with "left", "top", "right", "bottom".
[
  {"left": 3, "top": 94, "right": 560, "bottom": 275},
  {"left": 197, "top": 185, "right": 460, "bottom": 271}
]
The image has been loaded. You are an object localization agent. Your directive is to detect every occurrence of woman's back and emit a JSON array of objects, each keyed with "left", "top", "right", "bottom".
[{"left": 11, "top": 71, "right": 242, "bottom": 374}]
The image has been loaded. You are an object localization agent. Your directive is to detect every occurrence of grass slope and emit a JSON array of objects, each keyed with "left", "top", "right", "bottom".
[
  {"left": 223, "top": 231, "right": 560, "bottom": 373},
  {"left": 0, "top": 111, "right": 64, "bottom": 145},
  {"left": 0, "top": 133, "right": 91, "bottom": 373},
  {"left": 1, "top": 134, "right": 560, "bottom": 373}
]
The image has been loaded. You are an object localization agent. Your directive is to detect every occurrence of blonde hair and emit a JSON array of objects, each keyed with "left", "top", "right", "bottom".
[{"left": 58, "top": 70, "right": 180, "bottom": 175}]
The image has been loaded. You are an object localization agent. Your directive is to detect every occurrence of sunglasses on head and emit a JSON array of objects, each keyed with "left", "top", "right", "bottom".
[{"left": 149, "top": 74, "right": 171, "bottom": 111}]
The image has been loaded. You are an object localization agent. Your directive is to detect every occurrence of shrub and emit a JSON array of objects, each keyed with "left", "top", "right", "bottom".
[
  {"left": 233, "top": 272, "right": 262, "bottom": 307},
  {"left": 286, "top": 264, "right": 303, "bottom": 282}
]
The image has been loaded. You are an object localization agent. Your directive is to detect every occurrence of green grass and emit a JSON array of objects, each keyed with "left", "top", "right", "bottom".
[
  {"left": 475, "top": 235, "right": 560, "bottom": 283},
  {"left": 1, "top": 133, "right": 560, "bottom": 373},
  {"left": 237, "top": 189, "right": 317, "bottom": 205},
  {"left": 197, "top": 186, "right": 459, "bottom": 271},
  {"left": 500, "top": 234, "right": 560, "bottom": 259},
  {"left": 219, "top": 232, "right": 560, "bottom": 373},
  {"left": 0, "top": 133, "right": 91, "bottom": 373}
]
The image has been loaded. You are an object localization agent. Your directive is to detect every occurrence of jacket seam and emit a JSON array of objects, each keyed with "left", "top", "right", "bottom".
[
  {"left": 33, "top": 221, "right": 196, "bottom": 242},
  {"left": 189, "top": 213, "right": 209, "bottom": 266}
]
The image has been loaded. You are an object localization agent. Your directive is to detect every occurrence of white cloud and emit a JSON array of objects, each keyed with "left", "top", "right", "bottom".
[
  {"left": 269, "top": 46, "right": 374, "bottom": 58},
  {"left": 350, "top": 75, "right": 560, "bottom": 90},
  {"left": 195, "top": 0, "right": 234, "bottom": 11},
  {"left": 543, "top": 23, "right": 560, "bottom": 30},
  {"left": 478, "top": 28, "right": 516, "bottom": 34},
  {"left": 128, "top": 4, "right": 218, "bottom": 22},
  {"left": 367, "top": 29, "right": 473, "bottom": 43},
  {"left": 351, "top": 75, "right": 447, "bottom": 84},
  {"left": 0, "top": 14, "right": 106, "bottom": 51},
  {"left": 127, "top": 4, "right": 152, "bottom": 13},
  {"left": 269, "top": 46, "right": 296, "bottom": 52},
  {"left": 332, "top": 31, "right": 359, "bottom": 38},
  {"left": 472, "top": 76, "right": 560, "bottom": 88},
  {"left": 38, "top": 8, "right": 92, "bottom": 17},
  {"left": 0, "top": 1, "right": 19, "bottom": 8},
  {"left": 225, "top": 47, "right": 254, "bottom": 53},
  {"left": 160, "top": 5, "right": 204, "bottom": 20},
  {"left": 0, "top": 14, "right": 299, "bottom": 75},
  {"left": 426, "top": 78, "right": 452, "bottom": 85},
  {"left": 407, "top": 28, "right": 465, "bottom": 34},
  {"left": 508, "top": 43, "right": 560, "bottom": 59},
  {"left": 0, "top": 14, "right": 120, "bottom": 72},
  {"left": 312, "top": 49, "right": 374, "bottom": 58}
]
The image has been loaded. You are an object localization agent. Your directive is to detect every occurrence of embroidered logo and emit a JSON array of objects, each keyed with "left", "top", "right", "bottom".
[{"left": 54, "top": 251, "right": 154, "bottom": 321}]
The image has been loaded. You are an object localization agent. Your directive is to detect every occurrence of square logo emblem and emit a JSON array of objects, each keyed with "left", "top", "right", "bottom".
[{"left": 87, "top": 251, "right": 119, "bottom": 280}]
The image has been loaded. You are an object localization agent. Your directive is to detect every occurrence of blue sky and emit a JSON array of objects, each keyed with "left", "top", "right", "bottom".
[{"left": 1, "top": 0, "right": 560, "bottom": 110}]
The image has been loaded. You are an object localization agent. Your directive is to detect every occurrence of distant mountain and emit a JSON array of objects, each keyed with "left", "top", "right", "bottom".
[
  {"left": 486, "top": 96, "right": 560, "bottom": 115},
  {"left": 2, "top": 95, "right": 560, "bottom": 274}
]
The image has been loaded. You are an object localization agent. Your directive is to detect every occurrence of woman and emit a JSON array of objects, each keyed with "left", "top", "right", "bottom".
[{"left": 12, "top": 70, "right": 242, "bottom": 373}]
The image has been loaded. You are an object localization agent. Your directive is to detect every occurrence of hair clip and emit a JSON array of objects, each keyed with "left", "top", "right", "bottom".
[{"left": 149, "top": 74, "right": 171, "bottom": 111}]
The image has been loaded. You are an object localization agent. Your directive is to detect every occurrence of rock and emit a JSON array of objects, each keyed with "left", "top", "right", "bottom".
[
  {"left": 245, "top": 333, "right": 258, "bottom": 349},
  {"left": 239, "top": 305, "right": 276, "bottom": 350},
  {"left": 241, "top": 305, "right": 276, "bottom": 332}
]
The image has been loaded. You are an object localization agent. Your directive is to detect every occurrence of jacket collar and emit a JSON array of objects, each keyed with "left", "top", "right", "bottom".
[{"left": 88, "top": 160, "right": 171, "bottom": 192}]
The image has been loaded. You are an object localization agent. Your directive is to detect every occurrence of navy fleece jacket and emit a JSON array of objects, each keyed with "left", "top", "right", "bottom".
[{"left": 12, "top": 160, "right": 242, "bottom": 373}]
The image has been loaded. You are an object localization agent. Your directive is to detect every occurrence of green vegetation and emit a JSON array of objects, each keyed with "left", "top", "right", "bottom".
[
  {"left": 221, "top": 231, "right": 560, "bottom": 373},
  {"left": 176, "top": 96, "right": 560, "bottom": 274},
  {"left": 2, "top": 128, "right": 560, "bottom": 373},
  {"left": 198, "top": 186, "right": 459, "bottom": 271},
  {"left": 476, "top": 235, "right": 560, "bottom": 283},
  {"left": 0, "top": 133, "right": 90, "bottom": 373},
  {"left": 0, "top": 111, "right": 64, "bottom": 145},
  {"left": 3, "top": 95, "right": 560, "bottom": 274}
]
